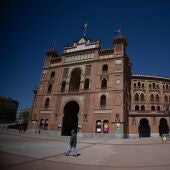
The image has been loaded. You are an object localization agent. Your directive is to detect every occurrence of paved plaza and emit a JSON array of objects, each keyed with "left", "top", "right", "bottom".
[{"left": 0, "top": 129, "right": 170, "bottom": 170}]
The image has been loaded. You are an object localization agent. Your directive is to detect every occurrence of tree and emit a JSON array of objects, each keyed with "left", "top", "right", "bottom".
[
  {"left": 16, "top": 111, "right": 30, "bottom": 123},
  {"left": 0, "top": 96, "right": 19, "bottom": 122}
]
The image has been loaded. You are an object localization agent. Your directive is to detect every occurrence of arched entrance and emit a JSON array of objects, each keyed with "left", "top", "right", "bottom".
[
  {"left": 138, "top": 118, "right": 150, "bottom": 137},
  {"left": 159, "top": 118, "right": 169, "bottom": 136},
  {"left": 44, "top": 119, "right": 48, "bottom": 130},
  {"left": 95, "top": 120, "right": 102, "bottom": 133},
  {"left": 61, "top": 101, "right": 79, "bottom": 136}
]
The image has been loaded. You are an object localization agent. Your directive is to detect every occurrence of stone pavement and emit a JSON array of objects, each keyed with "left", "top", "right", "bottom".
[{"left": 0, "top": 128, "right": 170, "bottom": 170}]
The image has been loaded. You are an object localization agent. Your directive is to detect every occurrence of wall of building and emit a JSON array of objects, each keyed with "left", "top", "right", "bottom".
[
  {"left": 30, "top": 36, "right": 170, "bottom": 138},
  {"left": 129, "top": 76, "right": 170, "bottom": 137},
  {"left": 30, "top": 36, "right": 132, "bottom": 137}
]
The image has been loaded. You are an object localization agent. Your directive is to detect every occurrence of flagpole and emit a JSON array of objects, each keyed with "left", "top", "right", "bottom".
[
  {"left": 84, "top": 27, "right": 86, "bottom": 37},
  {"left": 83, "top": 23, "right": 88, "bottom": 37}
]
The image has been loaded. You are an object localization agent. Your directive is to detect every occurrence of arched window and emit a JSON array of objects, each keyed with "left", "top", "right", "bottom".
[
  {"left": 140, "top": 93, "right": 145, "bottom": 101},
  {"left": 157, "top": 106, "right": 160, "bottom": 111},
  {"left": 103, "top": 120, "right": 109, "bottom": 133},
  {"left": 155, "top": 94, "right": 159, "bottom": 102},
  {"left": 96, "top": 120, "right": 102, "bottom": 133},
  {"left": 102, "top": 64, "right": 108, "bottom": 72},
  {"left": 135, "top": 93, "right": 139, "bottom": 101},
  {"left": 100, "top": 95, "right": 106, "bottom": 107},
  {"left": 142, "top": 83, "right": 145, "bottom": 88},
  {"left": 45, "top": 98, "right": 50, "bottom": 108},
  {"left": 84, "top": 78, "right": 90, "bottom": 89},
  {"left": 61, "top": 81, "right": 66, "bottom": 92},
  {"left": 135, "top": 105, "right": 139, "bottom": 111},
  {"left": 151, "top": 105, "right": 155, "bottom": 111},
  {"left": 149, "top": 84, "right": 152, "bottom": 89},
  {"left": 164, "top": 84, "right": 166, "bottom": 89},
  {"left": 47, "top": 84, "right": 52, "bottom": 93},
  {"left": 101, "top": 78, "right": 107, "bottom": 89},
  {"left": 150, "top": 94, "right": 154, "bottom": 101},
  {"left": 69, "top": 68, "right": 81, "bottom": 91},
  {"left": 50, "top": 71, "right": 55, "bottom": 79},
  {"left": 141, "top": 105, "right": 145, "bottom": 111},
  {"left": 165, "top": 95, "right": 168, "bottom": 102},
  {"left": 166, "top": 84, "right": 168, "bottom": 89},
  {"left": 165, "top": 105, "right": 169, "bottom": 113},
  {"left": 134, "top": 83, "right": 136, "bottom": 88},
  {"left": 153, "top": 83, "right": 156, "bottom": 89},
  {"left": 138, "top": 82, "right": 141, "bottom": 88}
]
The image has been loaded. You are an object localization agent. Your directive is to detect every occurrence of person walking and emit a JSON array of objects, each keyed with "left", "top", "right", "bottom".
[{"left": 65, "top": 130, "right": 78, "bottom": 156}]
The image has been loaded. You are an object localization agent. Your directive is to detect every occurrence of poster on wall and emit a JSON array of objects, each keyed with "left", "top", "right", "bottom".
[
  {"left": 115, "top": 123, "right": 121, "bottom": 138},
  {"left": 103, "top": 123, "right": 109, "bottom": 133}
]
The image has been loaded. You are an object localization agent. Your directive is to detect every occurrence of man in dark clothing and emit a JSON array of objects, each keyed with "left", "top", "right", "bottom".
[{"left": 65, "top": 130, "right": 78, "bottom": 156}]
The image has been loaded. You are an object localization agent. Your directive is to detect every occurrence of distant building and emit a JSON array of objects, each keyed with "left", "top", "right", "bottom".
[
  {"left": 30, "top": 35, "right": 170, "bottom": 137},
  {"left": 16, "top": 107, "right": 31, "bottom": 123},
  {"left": 0, "top": 96, "right": 19, "bottom": 122},
  {"left": 130, "top": 75, "right": 170, "bottom": 137}
]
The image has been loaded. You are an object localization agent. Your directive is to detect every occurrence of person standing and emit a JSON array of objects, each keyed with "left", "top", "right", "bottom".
[
  {"left": 19, "top": 123, "right": 22, "bottom": 133},
  {"left": 65, "top": 130, "right": 78, "bottom": 156}
]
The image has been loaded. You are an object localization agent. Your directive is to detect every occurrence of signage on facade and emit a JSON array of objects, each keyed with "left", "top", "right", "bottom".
[
  {"left": 65, "top": 44, "right": 96, "bottom": 53},
  {"left": 94, "top": 110, "right": 112, "bottom": 114}
]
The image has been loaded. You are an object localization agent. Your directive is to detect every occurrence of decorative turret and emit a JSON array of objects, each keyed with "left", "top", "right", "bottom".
[
  {"left": 44, "top": 42, "right": 62, "bottom": 67},
  {"left": 46, "top": 42, "right": 59, "bottom": 58},
  {"left": 113, "top": 36, "right": 127, "bottom": 46},
  {"left": 113, "top": 36, "right": 128, "bottom": 55}
]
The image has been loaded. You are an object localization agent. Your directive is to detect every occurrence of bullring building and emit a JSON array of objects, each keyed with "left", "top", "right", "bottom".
[{"left": 31, "top": 35, "right": 170, "bottom": 138}]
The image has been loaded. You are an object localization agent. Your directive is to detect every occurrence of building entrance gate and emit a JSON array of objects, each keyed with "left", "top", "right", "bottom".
[
  {"left": 159, "top": 118, "right": 169, "bottom": 136},
  {"left": 138, "top": 118, "right": 150, "bottom": 137},
  {"left": 61, "top": 101, "right": 79, "bottom": 136}
]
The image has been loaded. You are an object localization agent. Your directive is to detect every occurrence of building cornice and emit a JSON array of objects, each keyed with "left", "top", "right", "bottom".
[{"left": 132, "top": 74, "right": 170, "bottom": 81}]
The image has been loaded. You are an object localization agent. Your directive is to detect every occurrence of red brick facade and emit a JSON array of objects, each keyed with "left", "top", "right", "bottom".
[{"left": 30, "top": 36, "right": 170, "bottom": 138}]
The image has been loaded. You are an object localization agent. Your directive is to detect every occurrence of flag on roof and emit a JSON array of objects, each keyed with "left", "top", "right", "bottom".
[
  {"left": 83, "top": 23, "right": 88, "bottom": 28},
  {"left": 114, "top": 28, "right": 121, "bottom": 34},
  {"left": 83, "top": 23, "right": 88, "bottom": 37}
]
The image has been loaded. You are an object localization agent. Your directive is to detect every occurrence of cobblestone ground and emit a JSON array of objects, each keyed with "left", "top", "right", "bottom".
[{"left": 0, "top": 129, "right": 170, "bottom": 170}]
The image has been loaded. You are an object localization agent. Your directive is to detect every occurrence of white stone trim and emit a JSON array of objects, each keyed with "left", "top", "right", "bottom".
[
  {"left": 94, "top": 109, "right": 112, "bottom": 114},
  {"left": 40, "top": 110, "right": 52, "bottom": 114},
  {"left": 151, "top": 133, "right": 159, "bottom": 137}
]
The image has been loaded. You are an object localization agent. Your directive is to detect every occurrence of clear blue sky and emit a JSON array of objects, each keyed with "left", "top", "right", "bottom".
[{"left": 1, "top": 0, "right": 170, "bottom": 109}]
